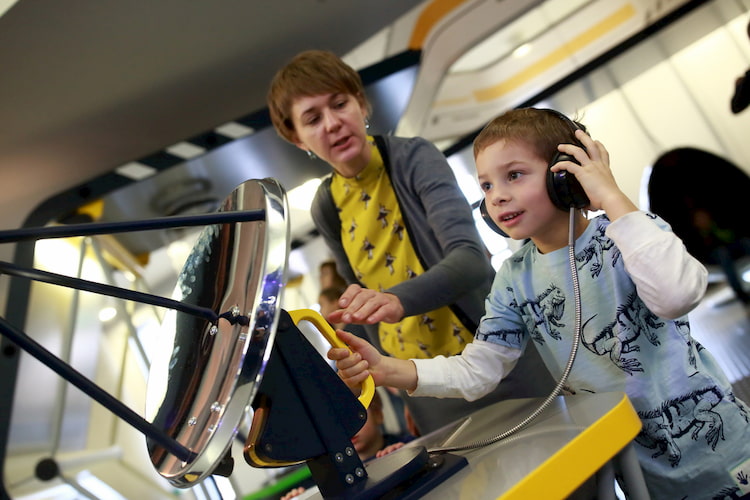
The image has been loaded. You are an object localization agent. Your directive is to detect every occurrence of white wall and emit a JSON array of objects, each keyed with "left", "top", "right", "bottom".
[{"left": 549, "top": 3, "right": 750, "bottom": 211}]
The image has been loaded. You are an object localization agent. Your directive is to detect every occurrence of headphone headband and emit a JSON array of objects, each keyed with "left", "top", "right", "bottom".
[{"left": 540, "top": 108, "right": 585, "bottom": 140}]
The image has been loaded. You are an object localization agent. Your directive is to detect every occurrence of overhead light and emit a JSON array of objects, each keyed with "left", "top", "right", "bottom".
[
  {"left": 99, "top": 307, "right": 117, "bottom": 322},
  {"left": 512, "top": 43, "right": 532, "bottom": 58},
  {"left": 34, "top": 238, "right": 82, "bottom": 274},
  {"left": 121, "top": 270, "right": 137, "bottom": 282},
  {"left": 449, "top": 0, "right": 590, "bottom": 73},
  {"left": 34, "top": 238, "right": 105, "bottom": 283}
]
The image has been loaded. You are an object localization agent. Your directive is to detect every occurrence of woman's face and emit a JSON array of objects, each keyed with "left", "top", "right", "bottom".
[{"left": 290, "top": 92, "right": 370, "bottom": 178}]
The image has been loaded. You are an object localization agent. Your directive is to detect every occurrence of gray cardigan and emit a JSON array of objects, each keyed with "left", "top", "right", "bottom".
[
  {"left": 311, "top": 135, "right": 557, "bottom": 434},
  {"left": 311, "top": 135, "right": 493, "bottom": 343}
]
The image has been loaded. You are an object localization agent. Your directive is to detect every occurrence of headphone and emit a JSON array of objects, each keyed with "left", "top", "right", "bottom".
[{"left": 480, "top": 109, "right": 590, "bottom": 237}]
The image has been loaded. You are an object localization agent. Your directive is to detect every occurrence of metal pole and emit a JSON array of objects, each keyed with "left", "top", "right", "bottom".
[
  {"left": 0, "top": 317, "right": 194, "bottom": 463},
  {"left": 0, "top": 210, "right": 265, "bottom": 243},
  {"left": 50, "top": 237, "right": 89, "bottom": 454},
  {"left": 0, "top": 260, "right": 219, "bottom": 323}
]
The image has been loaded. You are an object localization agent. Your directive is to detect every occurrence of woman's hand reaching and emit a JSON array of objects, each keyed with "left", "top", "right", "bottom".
[{"left": 327, "top": 284, "right": 405, "bottom": 325}]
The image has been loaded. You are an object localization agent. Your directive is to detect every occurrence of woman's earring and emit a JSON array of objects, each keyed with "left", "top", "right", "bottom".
[
  {"left": 306, "top": 150, "right": 317, "bottom": 160},
  {"left": 364, "top": 117, "right": 370, "bottom": 130}
]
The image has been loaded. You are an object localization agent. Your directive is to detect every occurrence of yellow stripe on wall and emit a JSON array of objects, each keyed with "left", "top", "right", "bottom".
[
  {"left": 408, "top": 0, "right": 471, "bottom": 50},
  {"left": 472, "top": 3, "right": 636, "bottom": 103}
]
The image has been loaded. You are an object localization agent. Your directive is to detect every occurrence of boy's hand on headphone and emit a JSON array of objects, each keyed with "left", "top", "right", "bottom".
[
  {"left": 328, "top": 284, "right": 405, "bottom": 325},
  {"left": 553, "top": 129, "right": 638, "bottom": 220}
]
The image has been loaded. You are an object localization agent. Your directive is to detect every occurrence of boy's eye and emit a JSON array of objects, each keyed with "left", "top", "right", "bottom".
[
  {"left": 479, "top": 182, "right": 492, "bottom": 192},
  {"left": 508, "top": 171, "right": 521, "bottom": 181}
]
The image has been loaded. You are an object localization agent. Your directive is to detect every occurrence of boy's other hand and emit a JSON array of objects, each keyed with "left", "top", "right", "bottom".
[
  {"left": 328, "top": 330, "right": 419, "bottom": 393},
  {"left": 328, "top": 329, "right": 384, "bottom": 388}
]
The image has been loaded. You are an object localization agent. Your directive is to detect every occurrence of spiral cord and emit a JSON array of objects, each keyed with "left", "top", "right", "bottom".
[{"left": 429, "top": 208, "right": 582, "bottom": 454}]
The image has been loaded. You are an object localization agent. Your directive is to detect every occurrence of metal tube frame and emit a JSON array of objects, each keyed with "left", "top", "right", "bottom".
[{"left": 0, "top": 209, "right": 265, "bottom": 466}]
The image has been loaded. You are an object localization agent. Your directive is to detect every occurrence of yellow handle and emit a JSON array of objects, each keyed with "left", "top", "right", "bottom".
[{"left": 288, "top": 308, "right": 375, "bottom": 409}]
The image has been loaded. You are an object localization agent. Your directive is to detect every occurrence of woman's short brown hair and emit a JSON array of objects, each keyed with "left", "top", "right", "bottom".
[
  {"left": 267, "top": 50, "right": 370, "bottom": 143},
  {"left": 473, "top": 108, "right": 585, "bottom": 163}
]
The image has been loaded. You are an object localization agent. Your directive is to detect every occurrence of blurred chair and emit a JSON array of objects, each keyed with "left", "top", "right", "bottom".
[{"left": 647, "top": 147, "right": 750, "bottom": 305}]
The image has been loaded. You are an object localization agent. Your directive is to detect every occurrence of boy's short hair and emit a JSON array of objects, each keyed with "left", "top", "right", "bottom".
[
  {"left": 473, "top": 108, "right": 585, "bottom": 162},
  {"left": 267, "top": 50, "right": 370, "bottom": 143}
]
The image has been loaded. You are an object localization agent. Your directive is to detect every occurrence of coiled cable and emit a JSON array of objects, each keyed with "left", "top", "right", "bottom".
[{"left": 428, "top": 207, "right": 582, "bottom": 454}]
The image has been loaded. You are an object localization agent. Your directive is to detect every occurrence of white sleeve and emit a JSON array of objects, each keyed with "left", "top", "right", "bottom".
[
  {"left": 606, "top": 211, "right": 707, "bottom": 319},
  {"left": 409, "top": 339, "right": 521, "bottom": 401}
]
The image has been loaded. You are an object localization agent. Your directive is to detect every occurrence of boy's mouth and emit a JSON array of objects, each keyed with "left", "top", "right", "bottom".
[{"left": 500, "top": 211, "right": 522, "bottom": 223}]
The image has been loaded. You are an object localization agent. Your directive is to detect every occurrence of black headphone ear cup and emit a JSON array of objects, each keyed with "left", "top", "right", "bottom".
[
  {"left": 479, "top": 199, "right": 509, "bottom": 237},
  {"left": 547, "top": 152, "right": 590, "bottom": 210}
]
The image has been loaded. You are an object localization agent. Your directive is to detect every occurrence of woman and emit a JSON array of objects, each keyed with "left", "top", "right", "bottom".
[{"left": 267, "top": 50, "right": 554, "bottom": 434}]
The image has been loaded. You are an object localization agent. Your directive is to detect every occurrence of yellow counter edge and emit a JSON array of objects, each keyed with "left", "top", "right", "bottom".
[{"left": 499, "top": 392, "right": 642, "bottom": 499}]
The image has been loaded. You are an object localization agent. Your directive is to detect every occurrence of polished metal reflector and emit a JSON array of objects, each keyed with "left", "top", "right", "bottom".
[{"left": 145, "top": 178, "right": 289, "bottom": 487}]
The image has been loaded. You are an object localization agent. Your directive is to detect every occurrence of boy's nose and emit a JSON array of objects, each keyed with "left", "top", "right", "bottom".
[{"left": 490, "top": 189, "right": 509, "bottom": 205}]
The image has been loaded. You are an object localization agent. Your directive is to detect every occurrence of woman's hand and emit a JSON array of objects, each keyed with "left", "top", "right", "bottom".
[{"left": 328, "top": 284, "right": 404, "bottom": 325}]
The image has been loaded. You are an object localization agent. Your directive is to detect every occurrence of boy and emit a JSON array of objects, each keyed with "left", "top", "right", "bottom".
[{"left": 329, "top": 108, "right": 750, "bottom": 499}]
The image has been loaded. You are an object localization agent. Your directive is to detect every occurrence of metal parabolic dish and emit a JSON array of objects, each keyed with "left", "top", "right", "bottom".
[{"left": 145, "top": 178, "right": 289, "bottom": 487}]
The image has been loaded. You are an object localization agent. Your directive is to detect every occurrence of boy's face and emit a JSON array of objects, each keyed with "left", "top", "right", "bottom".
[{"left": 476, "top": 138, "right": 569, "bottom": 253}]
